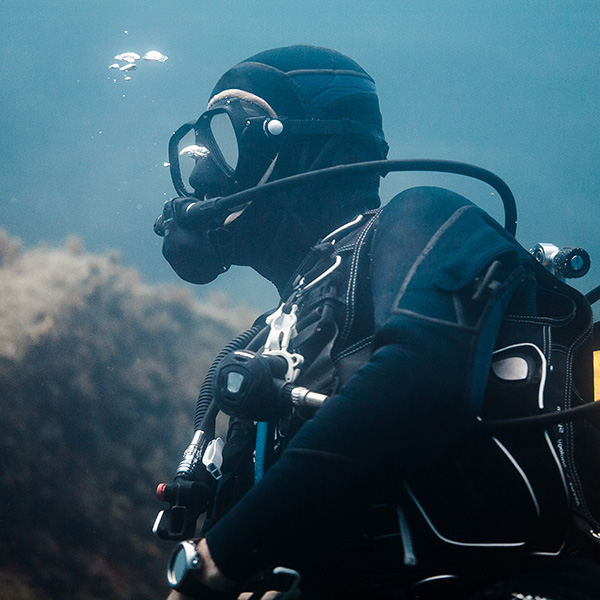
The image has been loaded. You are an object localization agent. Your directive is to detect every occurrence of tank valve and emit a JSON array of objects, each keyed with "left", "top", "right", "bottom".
[{"left": 530, "top": 243, "right": 591, "bottom": 279}]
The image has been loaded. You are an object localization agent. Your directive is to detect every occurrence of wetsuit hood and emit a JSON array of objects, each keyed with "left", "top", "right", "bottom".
[{"left": 211, "top": 46, "right": 388, "bottom": 292}]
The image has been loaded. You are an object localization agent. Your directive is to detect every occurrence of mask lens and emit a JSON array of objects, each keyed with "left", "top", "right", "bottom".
[
  {"left": 177, "top": 127, "right": 207, "bottom": 193},
  {"left": 210, "top": 112, "right": 239, "bottom": 171}
]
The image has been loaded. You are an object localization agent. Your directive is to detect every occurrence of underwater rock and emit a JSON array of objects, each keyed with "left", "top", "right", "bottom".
[
  {"left": 0, "top": 230, "right": 251, "bottom": 599},
  {"left": 0, "top": 229, "right": 23, "bottom": 268}
]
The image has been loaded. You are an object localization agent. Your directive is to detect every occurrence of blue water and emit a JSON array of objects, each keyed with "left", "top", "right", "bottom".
[{"left": 1, "top": 0, "right": 599, "bottom": 310}]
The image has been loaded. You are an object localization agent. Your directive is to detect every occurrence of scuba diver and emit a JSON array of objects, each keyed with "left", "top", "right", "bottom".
[{"left": 153, "top": 45, "right": 600, "bottom": 599}]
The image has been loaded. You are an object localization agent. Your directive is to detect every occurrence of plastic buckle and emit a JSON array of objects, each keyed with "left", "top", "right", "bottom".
[{"left": 202, "top": 437, "right": 225, "bottom": 480}]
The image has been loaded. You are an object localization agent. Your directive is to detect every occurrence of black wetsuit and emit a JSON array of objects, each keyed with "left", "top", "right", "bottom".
[{"left": 203, "top": 187, "right": 600, "bottom": 599}]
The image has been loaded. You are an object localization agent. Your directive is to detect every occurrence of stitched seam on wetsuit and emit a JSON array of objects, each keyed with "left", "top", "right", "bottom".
[
  {"left": 333, "top": 335, "right": 373, "bottom": 362},
  {"left": 505, "top": 314, "right": 575, "bottom": 326},
  {"left": 564, "top": 320, "right": 595, "bottom": 522},
  {"left": 335, "top": 243, "right": 359, "bottom": 252},
  {"left": 393, "top": 205, "right": 474, "bottom": 312},
  {"left": 341, "top": 211, "right": 380, "bottom": 345},
  {"left": 285, "top": 447, "right": 371, "bottom": 469},
  {"left": 393, "top": 308, "right": 477, "bottom": 331},
  {"left": 342, "top": 212, "right": 378, "bottom": 337}
]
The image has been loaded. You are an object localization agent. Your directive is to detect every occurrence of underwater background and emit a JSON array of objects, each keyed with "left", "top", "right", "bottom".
[{"left": 1, "top": 1, "right": 599, "bottom": 598}]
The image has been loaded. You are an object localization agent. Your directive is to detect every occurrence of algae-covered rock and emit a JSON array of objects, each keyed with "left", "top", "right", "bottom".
[{"left": 0, "top": 231, "right": 251, "bottom": 599}]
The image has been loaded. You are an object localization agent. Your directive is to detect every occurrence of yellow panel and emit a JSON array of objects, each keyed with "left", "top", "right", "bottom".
[{"left": 594, "top": 351, "right": 600, "bottom": 401}]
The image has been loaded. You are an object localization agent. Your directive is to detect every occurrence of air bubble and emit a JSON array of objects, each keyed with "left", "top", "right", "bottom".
[
  {"left": 143, "top": 51, "right": 168, "bottom": 63},
  {"left": 109, "top": 49, "right": 168, "bottom": 83},
  {"left": 114, "top": 52, "right": 140, "bottom": 63}
]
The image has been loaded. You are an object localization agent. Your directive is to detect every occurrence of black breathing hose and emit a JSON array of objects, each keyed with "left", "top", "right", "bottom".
[
  {"left": 586, "top": 284, "right": 600, "bottom": 306},
  {"left": 183, "top": 159, "right": 518, "bottom": 237},
  {"left": 193, "top": 322, "right": 265, "bottom": 435},
  {"left": 481, "top": 400, "right": 600, "bottom": 431}
]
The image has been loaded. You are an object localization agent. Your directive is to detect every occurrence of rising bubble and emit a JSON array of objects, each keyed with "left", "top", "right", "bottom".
[
  {"left": 143, "top": 51, "right": 168, "bottom": 63},
  {"left": 114, "top": 52, "right": 140, "bottom": 63}
]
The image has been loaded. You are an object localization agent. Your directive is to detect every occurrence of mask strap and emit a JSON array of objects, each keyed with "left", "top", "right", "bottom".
[{"left": 275, "top": 117, "right": 373, "bottom": 137}]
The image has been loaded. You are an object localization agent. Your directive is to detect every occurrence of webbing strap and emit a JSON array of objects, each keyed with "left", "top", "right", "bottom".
[{"left": 280, "top": 117, "right": 371, "bottom": 137}]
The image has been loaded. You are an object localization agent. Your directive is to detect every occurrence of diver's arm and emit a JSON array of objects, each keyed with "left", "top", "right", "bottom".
[
  {"left": 203, "top": 329, "right": 474, "bottom": 582},
  {"left": 202, "top": 258, "right": 526, "bottom": 582}
]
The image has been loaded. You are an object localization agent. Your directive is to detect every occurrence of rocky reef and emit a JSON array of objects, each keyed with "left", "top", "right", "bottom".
[{"left": 0, "top": 230, "right": 251, "bottom": 599}]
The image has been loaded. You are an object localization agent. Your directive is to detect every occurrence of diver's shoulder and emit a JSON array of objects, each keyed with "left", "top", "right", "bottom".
[
  {"left": 381, "top": 186, "right": 474, "bottom": 221},
  {"left": 375, "top": 186, "right": 477, "bottom": 242}
]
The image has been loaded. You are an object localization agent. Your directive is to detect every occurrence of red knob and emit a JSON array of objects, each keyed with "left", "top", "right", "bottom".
[{"left": 156, "top": 482, "right": 167, "bottom": 501}]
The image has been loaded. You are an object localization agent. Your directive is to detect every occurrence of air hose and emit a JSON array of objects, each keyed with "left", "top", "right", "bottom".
[
  {"left": 193, "top": 321, "right": 266, "bottom": 436},
  {"left": 480, "top": 400, "right": 600, "bottom": 431},
  {"left": 181, "top": 159, "right": 518, "bottom": 237},
  {"left": 586, "top": 285, "right": 600, "bottom": 306}
]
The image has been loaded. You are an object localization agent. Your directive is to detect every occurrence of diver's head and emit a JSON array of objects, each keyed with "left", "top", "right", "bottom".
[
  {"left": 179, "top": 45, "right": 388, "bottom": 204},
  {"left": 164, "top": 46, "right": 388, "bottom": 290}
]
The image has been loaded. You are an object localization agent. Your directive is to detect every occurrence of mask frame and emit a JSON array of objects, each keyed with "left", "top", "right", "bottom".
[
  {"left": 168, "top": 92, "right": 387, "bottom": 201},
  {"left": 168, "top": 97, "right": 280, "bottom": 199}
]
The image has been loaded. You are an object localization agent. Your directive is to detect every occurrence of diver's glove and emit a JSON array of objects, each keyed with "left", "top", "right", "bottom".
[{"left": 155, "top": 197, "right": 233, "bottom": 285}]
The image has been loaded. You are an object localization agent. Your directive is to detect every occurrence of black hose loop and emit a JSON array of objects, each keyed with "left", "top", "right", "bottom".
[
  {"left": 480, "top": 400, "right": 600, "bottom": 431},
  {"left": 193, "top": 322, "right": 265, "bottom": 435},
  {"left": 185, "top": 159, "right": 518, "bottom": 236},
  {"left": 585, "top": 284, "right": 600, "bottom": 306}
]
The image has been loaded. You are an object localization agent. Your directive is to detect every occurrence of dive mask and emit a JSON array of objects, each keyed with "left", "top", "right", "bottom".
[
  {"left": 169, "top": 91, "right": 281, "bottom": 200},
  {"left": 168, "top": 89, "right": 381, "bottom": 203}
]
